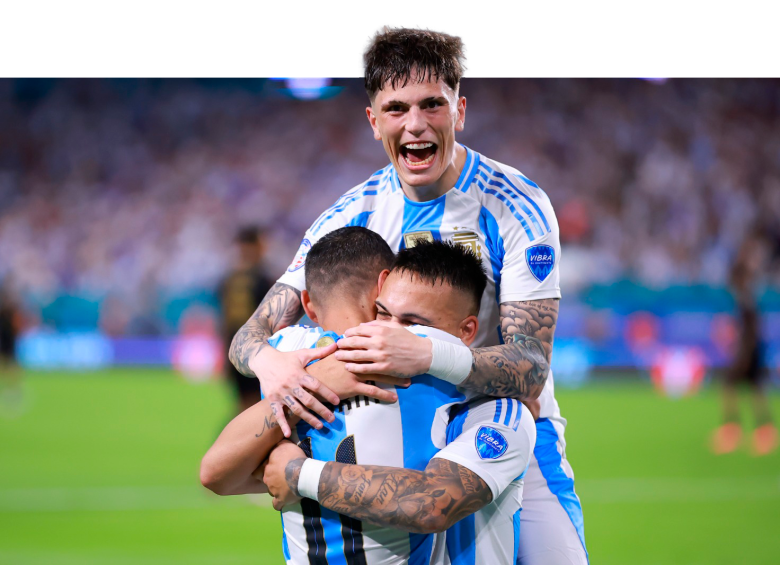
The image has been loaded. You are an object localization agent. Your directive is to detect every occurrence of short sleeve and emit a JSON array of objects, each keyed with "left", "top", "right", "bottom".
[{"left": 433, "top": 398, "right": 536, "bottom": 499}]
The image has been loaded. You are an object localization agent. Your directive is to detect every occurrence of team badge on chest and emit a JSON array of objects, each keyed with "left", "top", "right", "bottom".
[{"left": 526, "top": 244, "right": 555, "bottom": 282}]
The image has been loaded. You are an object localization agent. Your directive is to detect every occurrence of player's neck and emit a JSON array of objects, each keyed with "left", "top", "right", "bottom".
[
  {"left": 318, "top": 307, "right": 374, "bottom": 335},
  {"left": 401, "top": 144, "right": 467, "bottom": 202}
]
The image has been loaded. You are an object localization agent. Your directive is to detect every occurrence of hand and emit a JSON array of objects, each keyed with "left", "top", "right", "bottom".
[
  {"left": 307, "top": 355, "right": 409, "bottom": 403},
  {"left": 261, "top": 440, "right": 306, "bottom": 511},
  {"left": 250, "top": 343, "right": 340, "bottom": 438},
  {"left": 334, "top": 320, "right": 432, "bottom": 378}
]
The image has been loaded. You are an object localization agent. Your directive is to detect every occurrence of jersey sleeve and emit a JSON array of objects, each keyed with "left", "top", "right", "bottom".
[
  {"left": 268, "top": 325, "right": 323, "bottom": 352},
  {"left": 496, "top": 177, "right": 562, "bottom": 303},
  {"left": 433, "top": 397, "right": 536, "bottom": 499}
]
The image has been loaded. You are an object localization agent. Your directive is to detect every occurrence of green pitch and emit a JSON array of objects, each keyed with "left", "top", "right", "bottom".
[{"left": 1, "top": 369, "right": 778, "bottom": 564}]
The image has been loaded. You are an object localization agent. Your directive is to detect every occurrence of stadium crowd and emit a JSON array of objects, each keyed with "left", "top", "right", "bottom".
[{"left": 0, "top": 78, "right": 778, "bottom": 335}]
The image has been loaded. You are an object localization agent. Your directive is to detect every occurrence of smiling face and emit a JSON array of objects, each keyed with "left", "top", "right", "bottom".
[
  {"left": 366, "top": 73, "right": 466, "bottom": 197},
  {"left": 375, "top": 269, "right": 478, "bottom": 346}
]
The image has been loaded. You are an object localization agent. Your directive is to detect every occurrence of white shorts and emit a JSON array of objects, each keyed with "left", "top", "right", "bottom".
[{"left": 517, "top": 418, "right": 588, "bottom": 565}]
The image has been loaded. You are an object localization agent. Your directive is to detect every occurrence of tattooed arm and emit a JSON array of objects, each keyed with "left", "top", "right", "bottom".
[
  {"left": 466, "top": 298, "right": 558, "bottom": 400},
  {"left": 228, "top": 282, "right": 341, "bottom": 436},
  {"left": 264, "top": 446, "right": 492, "bottom": 534}
]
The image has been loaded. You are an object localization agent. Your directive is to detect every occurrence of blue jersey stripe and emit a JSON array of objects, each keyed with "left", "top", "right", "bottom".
[
  {"left": 401, "top": 192, "right": 447, "bottom": 247},
  {"left": 454, "top": 145, "right": 479, "bottom": 192},
  {"left": 477, "top": 167, "right": 545, "bottom": 238},
  {"left": 479, "top": 162, "right": 551, "bottom": 233},
  {"left": 345, "top": 210, "right": 375, "bottom": 227},
  {"left": 534, "top": 419, "right": 588, "bottom": 561},
  {"left": 513, "top": 509, "right": 521, "bottom": 565},
  {"left": 310, "top": 167, "right": 391, "bottom": 235},
  {"left": 475, "top": 178, "right": 536, "bottom": 241},
  {"left": 493, "top": 398, "right": 503, "bottom": 423},
  {"left": 503, "top": 399, "right": 515, "bottom": 427},
  {"left": 447, "top": 513, "right": 477, "bottom": 565},
  {"left": 308, "top": 169, "right": 383, "bottom": 231}
]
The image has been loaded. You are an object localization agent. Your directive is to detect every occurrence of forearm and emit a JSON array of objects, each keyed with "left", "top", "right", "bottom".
[
  {"left": 229, "top": 282, "right": 304, "bottom": 377},
  {"left": 461, "top": 298, "right": 558, "bottom": 400},
  {"left": 286, "top": 458, "right": 490, "bottom": 534},
  {"left": 200, "top": 399, "right": 292, "bottom": 495}
]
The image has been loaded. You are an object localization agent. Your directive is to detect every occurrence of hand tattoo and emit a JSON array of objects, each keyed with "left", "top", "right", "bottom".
[
  {"left": 315, "top": 458, "right": 492, "bottom": 534},
  {"left": 467, "top": 298, "right": 558, "bottom": 400},
  {"left": 229, "top": 282, "right": 304, "bottom": 377}
]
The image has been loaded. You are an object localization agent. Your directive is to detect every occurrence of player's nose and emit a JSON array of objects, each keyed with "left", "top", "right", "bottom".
[{"left": 404, "top": 106, "right": 427, "bottom": 136}]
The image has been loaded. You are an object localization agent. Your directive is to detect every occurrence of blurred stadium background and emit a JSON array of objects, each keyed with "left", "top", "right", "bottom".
[{"left": 1, "top": 78, "right": 779, "bottom": 564}]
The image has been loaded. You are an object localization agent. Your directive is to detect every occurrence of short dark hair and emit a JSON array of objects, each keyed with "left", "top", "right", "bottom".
[
  {"left": 305, "top": 227, "right": 395, "bottom": 301},
  {"left": 364, "top": 27, "right": 466, "bottom": 99},
  {"left": 391, "top": 240, "right": 486, "bottom": 314}
]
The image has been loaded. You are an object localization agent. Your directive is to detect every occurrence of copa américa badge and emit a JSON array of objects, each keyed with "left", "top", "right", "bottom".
[
  {"left": 288, "top": 238, "right": 312, "bottom": 272},
  {"left": 526, "top": 244, "right": 555, "bottom": 282}
]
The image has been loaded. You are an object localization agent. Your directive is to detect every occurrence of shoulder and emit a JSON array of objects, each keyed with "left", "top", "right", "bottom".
[
  {"left": 306, "top": 165, "right": 396, "bottom": 238},
  {"left": 268, "top": 325, "right": 323, "bottom": 351}
]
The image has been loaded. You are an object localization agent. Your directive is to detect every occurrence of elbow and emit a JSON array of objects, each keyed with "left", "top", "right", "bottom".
[
  {"left": 200, "top": 458, "right": 230, "bottom": 496},
  {"left": 414, "top": 514, "right": 449, "bottom": 535}
]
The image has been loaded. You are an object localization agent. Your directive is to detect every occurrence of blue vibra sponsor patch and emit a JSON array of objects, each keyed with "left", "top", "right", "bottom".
[
  {"left": 526, "top": 244, "right": 555, "bottom": 282},
  {"left": 287, "top": 238, "right": 312, "bottom": 272},
  {"left": 475, "top": 426, "right": 508, "bottom": 460}
]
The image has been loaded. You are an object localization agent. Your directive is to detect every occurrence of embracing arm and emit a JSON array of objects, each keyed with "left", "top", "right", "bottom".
[
  {"left": 287, "top": 458, "right": 491, "bottom": 534},
  {"left": 465, "top": 298, "right": 558, "bottom": 400},
  {"left": 229, "top": 282, "right": 304, "bottom": 378}
]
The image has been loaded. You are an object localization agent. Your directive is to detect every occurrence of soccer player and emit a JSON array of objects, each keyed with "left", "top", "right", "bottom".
[
  {"left": 204, "top": 227, "right": 535, "bottom": 564},
  {"left": 230, "top": 28, "right": 587, "bottom": 564},
  {"left": 218, "top": 226, "right": 274, "bottom": 413}
]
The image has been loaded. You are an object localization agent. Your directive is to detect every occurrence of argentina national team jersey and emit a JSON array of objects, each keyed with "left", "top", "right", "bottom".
[
  {"left": 278, "top": 144, "right": 567, "bottom": 445},
  {"left": 269, "top": 324, "right": 467, "bottom": 565}
]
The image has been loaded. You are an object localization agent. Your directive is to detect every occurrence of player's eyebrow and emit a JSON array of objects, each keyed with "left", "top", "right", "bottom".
[
  {"left": 380, "top": 96, "right": 447, "bottom": 111},
  {"left": 375, "top": 299, "right": 434, "bottom": 325}
]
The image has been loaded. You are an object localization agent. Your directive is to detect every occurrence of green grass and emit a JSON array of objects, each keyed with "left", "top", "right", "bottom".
[{"left": 1, "top": 370, "right": 778, "bottom": 564}]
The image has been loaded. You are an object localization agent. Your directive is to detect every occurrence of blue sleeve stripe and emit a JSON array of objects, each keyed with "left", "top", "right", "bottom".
[
  {"left": 345, "top": 210, "right": 375, "bottom": 227},
  {"left": 455, "top": 145, "right": 480, "bottom": 192},
  {"left": 478, "top": 162, "right": 551, "bottom": 233},
  {"left": 503, "top": 399, "right": 515, "bottom": 427},
  {"left": 309, "top": 168, "right": 390, "bottom": 235},
  {"left": 477, "top": 167, "right": 545, "bottom": 238},
  {"left": 475, "top": 179, "right": 536, "bottom": 241},
  {"left": 493, "top": 398, "right": 503, "bottom": 423},
  {"left": 268, "top": 334, "right": 283, "bottom": 349},
  {"left": 311, "top": 189, "right": 379, "bottom": 235}
]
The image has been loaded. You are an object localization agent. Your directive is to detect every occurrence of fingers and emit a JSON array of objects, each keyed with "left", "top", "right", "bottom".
[
  {"left": 335, "top": 349, "right": 384, "bottom": 363},
  {"left": 270, "top": 402, "right": 291, "bottom": 438},
  {"left": 353, "top": 382, "right": 398, "bottom": 403},
  {"left": 344, "top": 362, "right": 385, "bottom": 375},
  {"left": 362, "top": 320, "right": 403, "bottom": 328},
  {"left": 272, "top": 498, "right": 285, "bottom": 511},
  {"left": 299, "top": 373, "right": 339, "bottom": 405},
  {"left": 342, "top": 325, "right": 382, "bottom": 338},
  {"left": 282, "top": 394, "right": 325, "bottom": 430},
  {"left": 291, "top": 385, "right": 335, "bottom": 424},
  {"left": 358, "top": 374, "right": 411, "bottom": 387},
  {"left": 336, "top": 336, "right": 373, "bottom": 350},
  {"left": 299, "top": 343, "right": 338, "bottom": 365}
]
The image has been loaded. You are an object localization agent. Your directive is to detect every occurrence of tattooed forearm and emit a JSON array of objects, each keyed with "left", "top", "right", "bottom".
[
  {"left": 254, "top": 415, "right": 279, "bottom": 438},
  {"left": 466, "top": 298, "right": 559, "bottom": 399},
  {"left": 289, "top": 458, "right": 492, "bottom": 534},
  {"left": 228, "top": 282, "right": 304, "bottom": 377},
  {"left": 285, "top": 458, "right": 305, "bottom": 497}
]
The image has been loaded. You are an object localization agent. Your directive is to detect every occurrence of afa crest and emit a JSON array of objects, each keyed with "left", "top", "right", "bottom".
[
  {"left": 526, "top": 244, "right": 555, "bottom": 282},
  {"left": 403, "top": 231, "right": 434, "bottom": 248}
]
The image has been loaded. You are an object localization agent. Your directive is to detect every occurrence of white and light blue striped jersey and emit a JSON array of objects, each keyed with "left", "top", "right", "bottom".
[
  {"left": 271, "top": 323, "right": 466, "bottom": 565},
  {"left": 269, "top": 324, "right": 535, "bottom": 565},
  {"left": 278, "top": 144, "right": 566, "bottom": 445}
]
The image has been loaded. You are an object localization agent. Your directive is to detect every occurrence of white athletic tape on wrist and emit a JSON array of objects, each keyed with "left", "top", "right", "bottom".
[
  {"left": 298, "top": 459, "right": 326, "bottom": 501},
  {"left": 427, "top": 337, "right": 472, "bottom": 386}
]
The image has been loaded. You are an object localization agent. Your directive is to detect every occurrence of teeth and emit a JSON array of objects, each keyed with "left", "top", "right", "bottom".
[
  {"left": 403, "top": 152, "right": 435, "bottom": 167},
  {"left": 403, "top": 142, "right": 434, "bottom": 150}
]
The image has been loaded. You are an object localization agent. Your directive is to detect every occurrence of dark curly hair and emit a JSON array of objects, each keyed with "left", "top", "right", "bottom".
[{"left": 363, "top": 27, "right": 466, "bottom": 100}]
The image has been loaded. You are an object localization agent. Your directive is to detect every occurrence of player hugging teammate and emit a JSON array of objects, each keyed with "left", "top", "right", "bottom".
[{"left": 218, "top": 27, "right": 588, "bottom": 565}]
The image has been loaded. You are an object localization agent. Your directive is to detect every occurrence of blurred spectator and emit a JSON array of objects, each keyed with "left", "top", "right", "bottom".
[
  {"left": 0, "top": 277, "right": 24, "bottom": 414},
  {"left": 217, "top": 226, "right": 272, "bottom": 412}
]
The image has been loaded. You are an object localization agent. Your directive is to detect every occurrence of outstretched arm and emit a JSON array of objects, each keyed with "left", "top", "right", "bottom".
[{"left": 263, "top": 443, "right": 492, "bottom": 534}]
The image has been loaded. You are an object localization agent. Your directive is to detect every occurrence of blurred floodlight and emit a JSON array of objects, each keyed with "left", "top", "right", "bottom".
[{"left": 282, "top": 78, "right": 343, "bottom": 100}]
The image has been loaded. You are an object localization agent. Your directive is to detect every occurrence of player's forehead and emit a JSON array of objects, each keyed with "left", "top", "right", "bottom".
[
  {"left": 373, "top": 72, "right": 457, "bottom": 107},
  {"left": 379, "top": 270, "right": 459, "bottom": 315}
]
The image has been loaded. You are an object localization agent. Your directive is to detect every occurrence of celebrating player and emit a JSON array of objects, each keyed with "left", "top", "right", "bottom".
[
  {"left": 204, "top": 227, "right": 535, "bottom": 564},
  {"left": 230, "top": 28, "right": 587, "bottom": 564}
]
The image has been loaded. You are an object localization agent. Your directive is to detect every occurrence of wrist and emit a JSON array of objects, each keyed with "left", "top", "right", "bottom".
[
  {"left": 296, "top": 459, "right": 327, "bottom": 501},
  {"left": 426, "top": 337, "right": 473, "bottom": 386}
]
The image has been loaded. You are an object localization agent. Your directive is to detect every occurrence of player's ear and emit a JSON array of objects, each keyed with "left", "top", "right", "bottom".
[
  {"left": 377, "top": 269, "right": 391, "bottom": 294},
  {"left": 455, "top": 96, "right": 466, "bottom": 132},
  {"left": 301, "top": 290, "right": 319, "bottom": 324},
  {"left": 459, "top": 315, "right": 479, "bottom": 347},
  {"left": 366, "top": 105, "right": 382, "bottom": 140}
]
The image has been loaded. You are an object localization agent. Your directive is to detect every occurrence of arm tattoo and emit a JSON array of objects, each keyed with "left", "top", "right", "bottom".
[
  {"left": 293, "top": 458, "right": 492, "bottom": 534},
  {"left": 228, "top": 282, "right": 304, "bottom": 377},
  {"left": 467, "top": 298, "right": 559, "bottom": 400},
  {"left": 285, "top": 459, "right": 305, "bottom": 497},
  {"left": 254, "top": 415, "right": 278, "bottom": 438}
]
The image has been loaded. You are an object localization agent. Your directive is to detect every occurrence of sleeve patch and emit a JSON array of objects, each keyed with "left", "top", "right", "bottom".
[
  {"left": 287, "top": 238, "right": 312, "bottom": 272},
  {"left": 475, "top": 426, "right": 508, "bottom": 459},
  {"left": 525, "top": 244, "right": 555, "bottom": 282}
]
